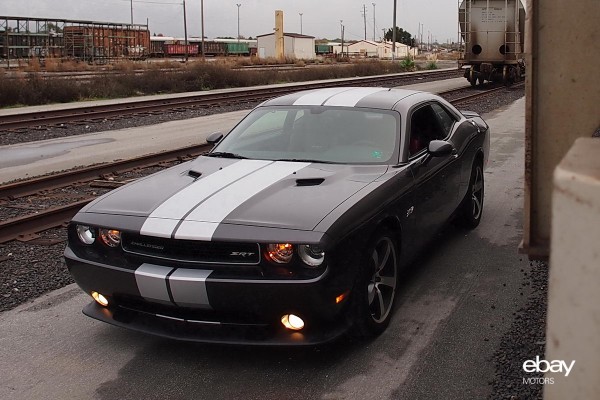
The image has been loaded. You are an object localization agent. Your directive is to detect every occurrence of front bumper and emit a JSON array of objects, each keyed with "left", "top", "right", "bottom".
[{"left": 65, "top": 246, "right": 354, "bottom": 345}]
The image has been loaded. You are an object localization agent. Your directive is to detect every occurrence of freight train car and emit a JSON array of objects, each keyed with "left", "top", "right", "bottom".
[
  {"left": 149, "top": 37, "right": 252, "bottom": 58},
  {"left": 459, "top": 0, "right": 525, "bottom": 85},
  {"left": 225, "top": 42, "right": 250, "bottom": 56},
  {"left": 0, "top": 31, "right": 64, "bottom": 59},
  {"left": 315, "top": 44, "right": 333, "bottom": 55},
  {"left": 62, "top": 26, "right": 150, "bottom": 61},
  {"left": 164, "top": 43, "right": 199, "bottom": 56}
]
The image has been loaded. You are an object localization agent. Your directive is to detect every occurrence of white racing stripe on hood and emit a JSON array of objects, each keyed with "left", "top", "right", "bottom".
[
  {"left": 323, "top": 87, "right": 388, "bottom": 107},
  {"left": 293, "top": 87, "right": 354, "bottom": 106},
  {"left": 174, "top": 161, "right": 310, "bottom": 240},
  {"left": 140, "top": 159, "right": 273, "bottom": 238}
]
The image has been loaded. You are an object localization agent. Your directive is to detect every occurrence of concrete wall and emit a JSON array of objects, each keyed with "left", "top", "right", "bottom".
[
  {"left": 522, "top": 0, "right": 600, "bottom": 259},
  {"left": 546, "top": 138, "right": 600, "bottom": 398},
  {"left": 257, "top": 35, "right": 276, "bottom": 58},
  {"left": 291, "top": 37, "right": 315, "bottom": 59}
]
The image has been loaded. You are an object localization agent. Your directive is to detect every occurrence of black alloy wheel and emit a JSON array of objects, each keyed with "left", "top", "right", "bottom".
[
  {"left": 458, "top": 161, "right": 484, "bottom": 229},
  {"left": 351, "top": 229, "right": 399, "bottom": 337}
]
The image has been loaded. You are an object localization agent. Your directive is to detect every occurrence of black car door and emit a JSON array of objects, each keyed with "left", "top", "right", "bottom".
[{"left": 407, "top": 103, "right": 461, "bottom": 243}]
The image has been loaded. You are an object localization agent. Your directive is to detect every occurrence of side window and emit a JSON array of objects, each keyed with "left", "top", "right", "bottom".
[
  {"left": 408, "top": 105, "right": 446, "bottom": 156},
  {"left": 430, "top": 103, "right": 456, "bottom": 138}
]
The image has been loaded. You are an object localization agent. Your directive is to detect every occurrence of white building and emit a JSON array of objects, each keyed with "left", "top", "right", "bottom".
[
  {"left": 256, "top": 32, "right": 316, "bottom": 59},
  {"left": 347, "top": 40, "right": 417, "bottom": 59}
]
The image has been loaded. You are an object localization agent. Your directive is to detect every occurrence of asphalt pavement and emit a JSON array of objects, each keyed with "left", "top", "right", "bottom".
[{"left": 0, "top": 97, "right": 529, "bottom": 400}]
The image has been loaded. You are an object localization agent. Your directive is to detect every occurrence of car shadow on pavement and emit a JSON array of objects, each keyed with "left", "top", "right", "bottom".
[{"left": 94, "top": 223, "right": 472, "bottom": 400}]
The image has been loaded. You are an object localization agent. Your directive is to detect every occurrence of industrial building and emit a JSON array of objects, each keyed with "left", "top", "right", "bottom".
[
  {"left": 256, "top": 32, "right": 316, "bottom": 59},
  {"left": 347, "top": 40, "right": 416, "bottom": 59}
]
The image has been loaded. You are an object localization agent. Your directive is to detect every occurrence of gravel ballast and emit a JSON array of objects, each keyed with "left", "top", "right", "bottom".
[{"left": 489, "top": 261, "right": 548, "bottom": 400}]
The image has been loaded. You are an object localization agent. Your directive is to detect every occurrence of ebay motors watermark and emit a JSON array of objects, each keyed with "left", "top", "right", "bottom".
[{"left": 522, "top": 356, "right": 575, "bottom": 385}]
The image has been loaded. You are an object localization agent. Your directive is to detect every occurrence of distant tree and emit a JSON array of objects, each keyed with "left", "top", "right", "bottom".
[
  {"left": 384, "top": 27, "right": 415, "bottom": 46},
  {"left": 216, "top": 36, "right": 236, "bottom": 39},
  {"left": 47, "top": 22, "right": 62, "bottom": 33}
]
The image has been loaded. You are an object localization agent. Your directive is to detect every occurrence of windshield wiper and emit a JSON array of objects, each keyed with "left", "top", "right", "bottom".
[
  {"left": 206, "top": 152, "right": 248, "bottom": 159},
  {"left": 274, "top": 158, "right": 340, "bottom": 164}
]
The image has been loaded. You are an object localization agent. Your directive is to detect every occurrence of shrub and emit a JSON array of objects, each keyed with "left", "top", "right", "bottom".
[
  {"left": 398, "top": 56, "right": 415, "bottom": 71},
  {"left": 425, "top": 61, "right": 439, "bottom": 70}
]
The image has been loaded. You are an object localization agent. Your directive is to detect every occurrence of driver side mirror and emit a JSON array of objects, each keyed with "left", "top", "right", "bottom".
[
  {"left": 206, "top": 131, "right": 224, "bottom": 145},
  {"left": 428, "top": 140, "right": 455, "bottom": 157}
]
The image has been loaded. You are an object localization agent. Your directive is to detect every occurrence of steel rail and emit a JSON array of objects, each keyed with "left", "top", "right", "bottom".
[
  {"left": 0, "top": 143, "right": 212, "bottom": 200},
  {"left": 0, "top": 199, "right": 92, "bottom": 244},
  {"left": 0, "top": 69, "right": 461, "bottom": 131},
  {"left": 446, "top": 82, "right": 524, "bottom": 103}
]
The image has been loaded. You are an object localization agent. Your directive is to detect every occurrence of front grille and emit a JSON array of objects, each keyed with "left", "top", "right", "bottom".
[{"left": 122, "top": 233, "right": 260, "bottom": 265}]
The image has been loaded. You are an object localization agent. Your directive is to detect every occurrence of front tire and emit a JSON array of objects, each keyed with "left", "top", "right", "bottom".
[
  {"left": 350, "top": 229, "right": 399, "bottom": 338},
  {"left": 457, "top": 161, "right": 484, "bottom": 229}
]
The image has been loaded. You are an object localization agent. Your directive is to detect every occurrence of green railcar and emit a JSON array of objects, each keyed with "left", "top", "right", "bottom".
[{"left": 225, "top": 42, "right": 249, "bottom": 55}]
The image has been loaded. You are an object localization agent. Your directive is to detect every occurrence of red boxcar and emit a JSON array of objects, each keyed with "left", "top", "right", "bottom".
[{"left": 164, "top": 44, "right": 199, "bottom": 56}]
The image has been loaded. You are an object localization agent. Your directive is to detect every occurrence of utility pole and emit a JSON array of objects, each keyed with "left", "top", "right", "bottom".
[
  {"left": 362, "top": 4, "right": 367, "bottom": 40},
  {"left": 299, "top": 13, "right": 303, "bottom": 35},
  {"left": 392, "top": 0, "right": 397, "bottom": 59},
  {"left": 182, "top": 0, "right": 188, "bottom": 61},
  {"left": 236, "top": 4, "right": 241, "bottom": 42},
  {"left": 340, "top": 20, "right": 344, "bottom": 58},
  {"left": 372, "top": 3, "right": 376, "bottom": 41},
  {"left": 382, "top": 28, "right": 386, "bottom": 43},
  {"left": 428, "top": 30, "right": 431, "bottom": 51},
  {"left": 200, "top": 0, "right": 205, "bottom": 60},
  {"left": 130, "top": 0, "right": 134, "bottom": 25}
]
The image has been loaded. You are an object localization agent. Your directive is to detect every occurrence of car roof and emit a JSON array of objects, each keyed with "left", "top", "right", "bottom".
[{"left": 262, "top": 87, "right": 424, "bottom": 110}]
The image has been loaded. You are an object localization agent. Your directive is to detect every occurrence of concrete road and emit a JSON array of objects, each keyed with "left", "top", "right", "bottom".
[{"left": 0, "top": 98, "right": 527, "bottom": 400}]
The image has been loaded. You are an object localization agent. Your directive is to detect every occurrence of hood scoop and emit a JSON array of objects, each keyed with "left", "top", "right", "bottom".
[{"left": 296, "top": 178, "right": 325, "bottom": 187}]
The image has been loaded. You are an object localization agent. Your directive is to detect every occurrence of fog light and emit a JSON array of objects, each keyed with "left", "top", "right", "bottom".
[
  {"left": 281, "top": 314, "right": 304, "bottom": 331},
  {"left": 91, "top": 291, "right": 109, "bottom": 307}
]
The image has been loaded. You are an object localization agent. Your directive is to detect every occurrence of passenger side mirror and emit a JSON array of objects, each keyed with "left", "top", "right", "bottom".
[
  {"left": 206, "top": 131, "right": 224, "bottom": 145},
  {"left": 428, "top": 140, "right": 455, "bottom": 157}
]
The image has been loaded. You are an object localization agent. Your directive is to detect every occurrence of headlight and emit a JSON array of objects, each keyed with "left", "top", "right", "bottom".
[
  {"left": 298, "top": 244, "right": 325, "bottom": 267},
  {"left": 266, "top": 243, "right": 293, "bottom": 263},
  {"left": 99, "top": 229, "right": 121, "bottom": 247},
  {"left": 76, "top": 225, "right": 95, "bottom": 245}
]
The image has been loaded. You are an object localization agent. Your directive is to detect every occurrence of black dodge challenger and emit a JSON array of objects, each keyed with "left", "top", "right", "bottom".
[{"left": 65, "top": 87, "right": 490, "bottom": 345}]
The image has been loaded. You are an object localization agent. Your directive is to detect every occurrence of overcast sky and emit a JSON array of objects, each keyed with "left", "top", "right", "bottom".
[{"left": 3, "top": 0, "right": 460, "bottom": 43}]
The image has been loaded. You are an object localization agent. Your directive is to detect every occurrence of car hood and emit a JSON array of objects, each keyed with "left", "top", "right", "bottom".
[{"left": 80, "top": 156, "right": 388, "bottom": 240}]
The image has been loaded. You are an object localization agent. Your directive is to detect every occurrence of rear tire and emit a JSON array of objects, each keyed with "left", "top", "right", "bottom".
[
  {"left": 350, "top": 229, "right": 399, "bottom": 338},
  {"left": 457, "top": 161, "right": 484, "bottom": 229}
]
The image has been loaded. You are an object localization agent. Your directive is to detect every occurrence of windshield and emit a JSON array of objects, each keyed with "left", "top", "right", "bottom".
[{"left": 210, "top": 106, "right": 400, "bottom": 164}]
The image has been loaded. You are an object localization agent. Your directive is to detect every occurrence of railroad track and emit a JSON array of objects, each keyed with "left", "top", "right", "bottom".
[
  {"left": 0, "top": 81, "right": 521, "bottom": 244},
  {"left": 0, "top": 143, "right": 211, "bottom": 244},
  {"left": 0, "top": 69, "right": 461, "bottom": 131}
]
